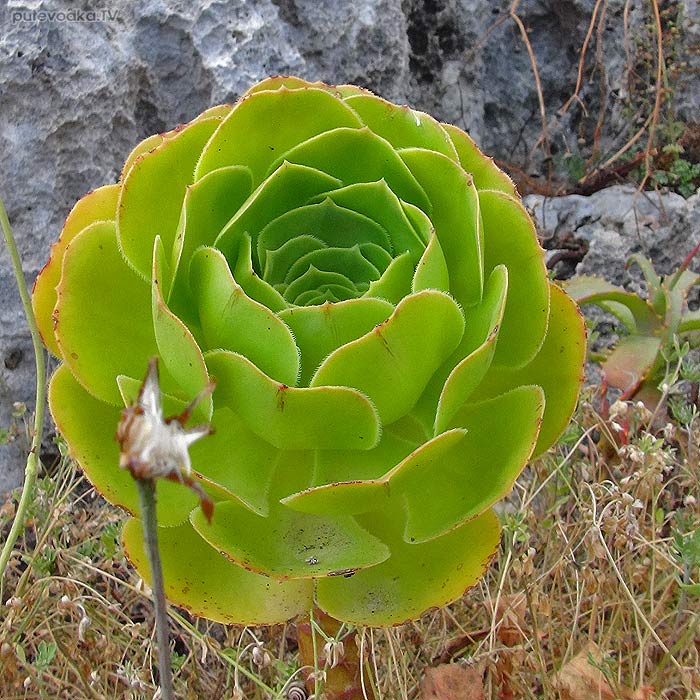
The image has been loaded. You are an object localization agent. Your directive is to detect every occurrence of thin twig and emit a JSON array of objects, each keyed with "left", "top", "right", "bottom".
[
  {"left": 509, "top": 1, "right": 550, "bottom": 163},
  {"left": 135, "top": 478, "right": 174, "bottom": 700},
  {"left": 559, "top": 0, "right": 606, "bottom": 115},
  {"left": 639, "top": 0, "right": 665, "bottom": 191},
  {"left": 0, "top": 192, "right": 47, "bottom": 595}
]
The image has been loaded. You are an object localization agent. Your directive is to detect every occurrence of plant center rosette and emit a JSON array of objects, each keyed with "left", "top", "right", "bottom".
[{"left": 33, "top": 76, "right": 585, "bottom": 625}]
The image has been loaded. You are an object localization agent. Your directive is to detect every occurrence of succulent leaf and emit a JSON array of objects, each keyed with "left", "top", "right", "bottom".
[
  {"left": 122, "top": 518, "right": 313, "bottom": 625},
  {"left": 37, "top": 77, "right": 584, "bottom": 626}
]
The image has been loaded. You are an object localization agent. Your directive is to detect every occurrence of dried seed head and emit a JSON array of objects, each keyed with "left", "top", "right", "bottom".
[
  {"left": 252, "top": 643, "right": 272, "bottom": 669},
  {"left": 116, "top": 358, "right": 213, "bottom": 480},
  {"left": 116, "top": 357, "right": 216, "bottom": 521},
  {"left": 323, "top": 639, "right": 345, "bottom": 669}
]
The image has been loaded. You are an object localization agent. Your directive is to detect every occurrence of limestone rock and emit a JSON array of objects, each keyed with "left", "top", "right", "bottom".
[{"left": 525, "top": 185, "right": 700, "bottom": 286}]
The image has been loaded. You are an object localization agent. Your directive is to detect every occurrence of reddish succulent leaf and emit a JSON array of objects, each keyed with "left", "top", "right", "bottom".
[{"left": 602, "top": 334, "right": 662, "bottom": 397}]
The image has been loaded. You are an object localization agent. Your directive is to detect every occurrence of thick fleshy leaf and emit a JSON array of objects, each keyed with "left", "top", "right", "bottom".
[
  {"left": 279, "top": 298, "right": 394, "bottom": 386},
  {"left": 471, "top": 284, "right": 586, "bottom": 457},
  {"left": 257, "top": 198, "right": 391, "bottom": 273},
  {"left": 120, "top": 134, "right": 164, "bottom": 181},
  {"left": 344, "top": 93, "right": 458, "bottom": 160},
  {"left": 215, "top": 161, "right": 341, "bottom": 266},
  {"left": 399, "top": 148, "right": 482, "bottom": 307},
  {"left": 285, "top": 267, "right": 358, "bottom": 304},
  {"left": 152, "top": 238, "right": 212, "bottom": 420},
  {"left": 120, "top": 108, "right": 231, "bottom": 181},
  {"left": 397, "top": 386, "right": 544, "bottom": 543},
  {"left": 118, "top": 117, "right": 222, "bottom": 279},
  {"left": 206, "top": 350, "right": 381, "bottom": 450},
  {"left": 189, "top": 407, "right": 279, "bottom": 516},
  {"left": 364, "top": 251, "right": 414, "bottom": 304},
  {"left": 195, "top": 87, "right": 363, "bottom": 184},
  {"left": 678, "top": 309, "right": 700, "bottom": 333},
  {"left": 286, "top": 386, "right": 542, "bottom": 541},
  {"left": 412, "top": 232, "right": 449, "bottom": 293},
  {"left": 283, "top": 480, "right": 390, "bottom": 517},
  {"left": 310, "top": 420, "right": 421, "bottom": 489},
  {"left": 33, "top": 184, "right": 119, "bottom": 358},
  {"left": 479, "top": 190, "right": 549, "bottom": 367},
  {"left": 191, "top": 498, "right": 390, "bottom": 579},
  {"left": 168, "top": 166, "right": 254, "bottom": 319},
  {"left": 196, "top": 104, "right": 234, "bottom": 121},
  {"left": 242, "top": 76, "right": 320, "bottom": 94},
  {"left": 284, "top": 432, "right": 464, "bottom": 524},
  {"left": 442, "top": 123, "right": 517, "bottom": 195},
  {"left": 263, "top": 235, "right": 327, "bottom": 284},
  {"left": 55, "top": 222, "right": 156, "bottom": 405},
  {"left": 665, "top": 268, "right": 699, "bottom": 336},
  {"left": 316, "top": 507, "right": 500, "bottom": 625},
  {"left": 564, "top": 275, "right": 659, "bottom": 334},
  {"left": 315, "top": 180, "right": 425, "bottom": 256},
  {"left": 270, "top": 127, "right": 432, "bottom": 213},
  {"left": 401, "top": 200, "right": 433, "bottom": 246},
  {"left": 602, "top": 334, "right": 662, "bottom": 396},
  {"left": 230, "top": 233, "right": 288, "bottom": 311},
  {"left": 408, "top": 265, "right": 507, "bottom": 434},
  {"left": 49, "top": 365, "right": 197, "bottom": 526},
  {"left": 190, "top": 247, "right": 299, "bottom": 385},
  {"left": 245, "top": 78, "right": 371, "bottom": 100},
  {"left": 628, "top": 253, "right": 663, "bottom": 310},
  {"left": 280, "top": 417, "right": 426, "bottom": 517},
  {"left": 123, "top": 519, "right": 313, "bottom": 624},
  {"left": 285, "top": 246, "right": 380, "bottom": 287},
  {"left": 312, "top": 291, "right": 465, "bottom": 424},
  {"left": 434, "top": 266, "right": 508, "bottom": 432}
]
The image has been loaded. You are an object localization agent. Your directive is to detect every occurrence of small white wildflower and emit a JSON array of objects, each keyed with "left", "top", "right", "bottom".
[
  {"left": 684, "top": 495, "right": 697, "bottom": 507},
  {"left": 609, "top": 400, "right": 629, "bottom": 419},
  {"left": 610, "top": 420, "right": 624, "bottom": 433}
]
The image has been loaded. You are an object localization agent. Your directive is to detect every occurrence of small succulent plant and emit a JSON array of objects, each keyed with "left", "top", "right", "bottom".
[
  {"left": 33, "top": 76, "right": 585, "bottom": 625},
  {"left": 565, "top": 248, "right": 700, "bottom": 405}
]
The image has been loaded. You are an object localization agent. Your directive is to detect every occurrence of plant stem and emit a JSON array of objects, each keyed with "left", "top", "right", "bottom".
[
  {"left": 297, "top": 608, "right": 375, "bottom": 700},
  {"left": 135, "top": 478, "right": 175, "bottom": 700},
  {"left": 0, "top": 192, "right": 46, "bottom": 595}
]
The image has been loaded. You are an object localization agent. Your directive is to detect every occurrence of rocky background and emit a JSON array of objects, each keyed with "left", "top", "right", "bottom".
[{"left": 1, "top": 0, "right": 699, "bottom": 491}]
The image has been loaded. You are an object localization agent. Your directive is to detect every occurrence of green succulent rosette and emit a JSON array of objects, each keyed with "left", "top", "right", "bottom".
[{"left": 33, "top": 76, "right": 585, "bottom": 626}]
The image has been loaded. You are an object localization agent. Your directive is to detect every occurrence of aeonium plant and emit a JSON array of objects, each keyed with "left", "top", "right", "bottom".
[{"left": 33, "top": 76, "right": 585, "bottom": 626}]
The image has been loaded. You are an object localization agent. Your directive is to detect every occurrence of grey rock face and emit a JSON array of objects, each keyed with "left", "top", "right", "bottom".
[
  {"left": 525, "top": 185, "right": 700, "bottom": 286},
  {"left": 0, "top": 0, "right": 698, "bottom": 491}
]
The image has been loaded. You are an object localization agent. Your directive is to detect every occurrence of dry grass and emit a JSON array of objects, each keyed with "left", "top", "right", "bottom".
[{"left": 1, "top": 383, "right": 699, "bottom": 700}]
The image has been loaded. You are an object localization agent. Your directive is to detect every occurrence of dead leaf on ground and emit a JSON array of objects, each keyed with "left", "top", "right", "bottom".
[
  {"left": 554, "top": 642, "right": 655, "bottom": 700},
  {"left": 420, "top": 663, "right": 486, "bottom": 700},
  {"left": 493, "top": 593, "right": 528, "bottom": 646}
]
